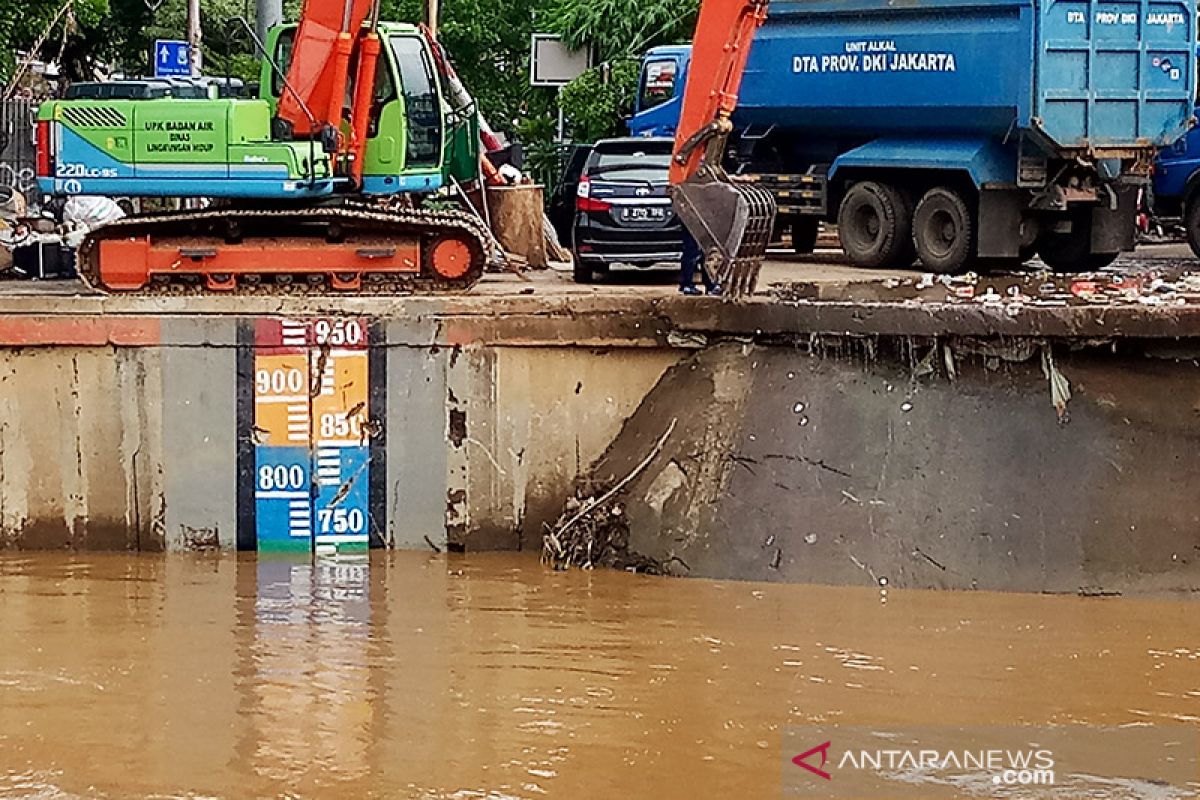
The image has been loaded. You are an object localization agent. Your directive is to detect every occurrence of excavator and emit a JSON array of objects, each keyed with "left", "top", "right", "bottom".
[
  {"left": 35, "top": 0, "right": 491, "bottom": 293},
  {"left": 669, "top": 0, "right": 775, "bottom": 298}
]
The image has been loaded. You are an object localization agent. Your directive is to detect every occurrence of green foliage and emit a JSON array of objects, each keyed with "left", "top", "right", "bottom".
[
  {"left": 543, "top": 0, "right": 696, "bottom": 142},
  {"left": 0, "top": 0, "right": 264, "bottom": 85},
  {"left": 542, "top": 0, "right": 696, "bottom": 61},
  {"left": 558, "top": 58, "right": 638, "bottom": 143},
  {"left": 0, "top": 0, "right": 114, "bottom": 83}
]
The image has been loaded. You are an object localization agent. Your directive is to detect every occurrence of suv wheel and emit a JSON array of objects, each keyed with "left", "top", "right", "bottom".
[{"left": 572, "top": 257, "right": 595, "bottom": 284}]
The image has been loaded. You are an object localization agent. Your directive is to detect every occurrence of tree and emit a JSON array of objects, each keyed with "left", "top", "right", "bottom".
[
  {"left": 0, "top": 0, "right": 116, "bottom": 85},
  {"left": 557, "top": 58, "right": 639, "bottom": 143},
  {"left": 542, "top": 0, "right": 696, "bottom": 62},
  {"left": 382, "top": 0, "right": 556, "bottom": 141},
  {"left": 543, "top": 0, "right": 697, "bottom": 142}
]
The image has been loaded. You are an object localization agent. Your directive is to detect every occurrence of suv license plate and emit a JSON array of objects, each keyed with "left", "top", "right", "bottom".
[{"left": 619, "top": 206, "right": 668, "bottom": 223}]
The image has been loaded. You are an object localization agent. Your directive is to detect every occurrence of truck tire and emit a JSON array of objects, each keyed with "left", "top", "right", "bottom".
[
  {"left": 1185, "top": 194, "right": 1200, "bottom": 259},
  {"left": 1037, "top": 211, "right": 1118, "bottom": 271},
  {"left": 837, "top": 182, "right": 914, "bottom": 268},
  {"left": 913, "top": 187, "right": 974, "bottom": 274},
  {"left": 792, "top": 218, "right": 820, "bottom": 255}
]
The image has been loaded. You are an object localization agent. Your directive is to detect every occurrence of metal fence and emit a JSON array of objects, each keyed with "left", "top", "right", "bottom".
[{"left": 0, "top": 98, "right": 40, "bottom": 205}]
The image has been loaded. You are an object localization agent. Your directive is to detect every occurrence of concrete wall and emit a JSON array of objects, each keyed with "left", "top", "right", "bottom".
[
  {"left": 0, "top": 311, "right": 677, "bottom": 552},
  {"left": 4, "top": 289, "right": 1200, "bottom": 597},
  {"left": 0, "top": 346, "right": 164, "bottom": 549},
  {"left": 594, "top": 340, "right": 1200, "bottom": 594}
]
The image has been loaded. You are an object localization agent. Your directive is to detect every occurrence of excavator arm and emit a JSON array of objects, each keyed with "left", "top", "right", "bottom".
[
  {"left": 274, "top": 0, "right": 384, "bottom": 187},
  {"left": 277, "top": 0, "right": 374, "bottom": 134},
  {"left": 669, "top": 0, "right": 776, "bottom": 297}
]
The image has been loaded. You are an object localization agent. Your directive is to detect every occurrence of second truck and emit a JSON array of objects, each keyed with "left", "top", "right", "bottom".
[{"left": 652, "top": 0, "right": 1196, "bottom": 278}]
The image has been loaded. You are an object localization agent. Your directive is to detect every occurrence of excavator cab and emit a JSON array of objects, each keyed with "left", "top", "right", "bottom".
[{"left": 261, "top": 22, "right": 466, "bottom": 194}]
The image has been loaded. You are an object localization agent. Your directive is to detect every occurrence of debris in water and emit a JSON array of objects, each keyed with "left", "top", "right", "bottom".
[
  {"left": 1040, "top": 346, "right": 1072, "bottom": 424},
  {"left": 543, "top": 419, "right": 678, "bottom": 573},
  {"left": 804, "top": 533, "right": 818, "bottom": 545}
]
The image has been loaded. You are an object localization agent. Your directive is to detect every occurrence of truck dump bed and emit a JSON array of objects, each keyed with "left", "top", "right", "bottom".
[{"left": 737, "top": 0, "right": 1193, "bottom": 151}]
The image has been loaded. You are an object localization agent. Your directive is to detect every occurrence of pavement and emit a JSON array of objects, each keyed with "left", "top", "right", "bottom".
[
  {"left": 3, "top": 241, "right": 1193, "bottom": 299},
  {"left": 1, "top": 242, "right": 1199, "bottom": 346}
]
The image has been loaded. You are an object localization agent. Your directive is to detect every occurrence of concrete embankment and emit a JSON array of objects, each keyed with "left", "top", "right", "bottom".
[
  {"left": 1, "top": 256, "right": 1199, "bottom": 595},
  {"left": 0, "top": 289, "right": 682, "bottom": 552},
  {"left": 587, "top": 339, "right": 1200, "bottom": 594}
]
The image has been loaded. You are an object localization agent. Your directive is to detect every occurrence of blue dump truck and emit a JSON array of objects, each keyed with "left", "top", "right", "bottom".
[{"left": 631, "top": 0, "right": 1195, "bottom": 272}]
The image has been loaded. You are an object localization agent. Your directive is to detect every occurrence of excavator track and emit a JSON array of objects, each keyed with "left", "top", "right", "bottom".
[{"left": 78, "top": 202, "right": 496, "bottom": 295}]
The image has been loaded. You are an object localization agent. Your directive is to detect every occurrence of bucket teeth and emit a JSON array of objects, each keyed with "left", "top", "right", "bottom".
[{"left": 728, "top": 182, "right": 774, "bottom": 298}]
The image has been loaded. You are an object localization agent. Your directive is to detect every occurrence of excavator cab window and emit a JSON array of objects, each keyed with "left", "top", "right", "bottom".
[
  {"left": 270, "top": 28, "right": 296, "bottom": 100},
  {"left": 638, "top": 58, "right": 678, "bottom": 113},
  {"left": 367, "top": 51, "right": 398, "bottom": 139},
  {"left": 389, "top": 36, "right": 441, "bottom": 168}
]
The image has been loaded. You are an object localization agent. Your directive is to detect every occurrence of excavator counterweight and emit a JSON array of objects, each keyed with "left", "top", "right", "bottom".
[{"left": 669, "top": 0, "right": 776, "bottom": 298}]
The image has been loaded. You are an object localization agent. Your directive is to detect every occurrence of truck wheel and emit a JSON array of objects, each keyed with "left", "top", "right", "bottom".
[
  {"left": 913, "top": 187, "right": 974, "bottom": 273},
  {"left": 1037, "top": 211, "right": 1117, "bottom": 272},
  {"left": 791, "top": 218, "right": 820, "bottom": 255},
  {"left": 837, "top": 182, "right": 914, "bottom": 268},
  {"left": 1185, "top": 194, "right": 1200, "bottom": 259}
]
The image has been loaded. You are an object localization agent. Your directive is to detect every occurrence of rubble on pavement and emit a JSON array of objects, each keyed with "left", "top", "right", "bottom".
[{"left": 771, "top": 259, "right": 1200, "bottom": 312}]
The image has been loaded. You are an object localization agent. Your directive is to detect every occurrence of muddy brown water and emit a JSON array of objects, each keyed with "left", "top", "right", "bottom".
[{"left": 1, "top": 552, "right": 1198, "bottom": 799}]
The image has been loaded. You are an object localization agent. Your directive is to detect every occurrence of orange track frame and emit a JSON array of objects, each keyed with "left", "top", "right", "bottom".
[{"left": 98, "top": 237, "right": 421, "bottom": 291}]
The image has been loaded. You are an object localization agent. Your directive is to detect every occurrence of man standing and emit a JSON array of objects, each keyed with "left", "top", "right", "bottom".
[{"left": 679, "top": 228, "right": 721, "bottom": 295}]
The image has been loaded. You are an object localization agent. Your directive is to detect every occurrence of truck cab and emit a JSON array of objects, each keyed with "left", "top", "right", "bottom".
[
  {"left": 627, "top": 46, "right": 690, "bottom": 138},
  {"left": 1152, "top": 47, "right": 1200, "bottom": 256},
  {"left": 630, "top": 44, "right": 823, "bottom": 255}
]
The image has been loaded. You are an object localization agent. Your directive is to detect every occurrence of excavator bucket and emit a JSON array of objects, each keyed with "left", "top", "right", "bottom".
[{"left": 671, "top": 167, "right": 776, "bottom": 298}]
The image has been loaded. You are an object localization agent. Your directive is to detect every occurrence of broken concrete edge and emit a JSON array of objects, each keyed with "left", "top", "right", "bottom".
[
  {"left": 542, "top": 338, "right": 1200, "bottom": 593},
  {"left": 0, "top": 293, "right": 1198, "bottom": 347}
]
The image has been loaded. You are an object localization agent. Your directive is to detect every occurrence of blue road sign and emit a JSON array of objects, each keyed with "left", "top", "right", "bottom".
[{"left": 154, "top": 40, "right": 191, "bottom": 77}]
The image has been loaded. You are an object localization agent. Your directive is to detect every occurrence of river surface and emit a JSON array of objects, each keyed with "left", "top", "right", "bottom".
[{"left": 1, "top": 552, "right": 1198, "bottom": 799}]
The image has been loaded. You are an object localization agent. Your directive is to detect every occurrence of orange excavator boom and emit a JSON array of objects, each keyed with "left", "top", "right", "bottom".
[
  {"left": 276, "top": 0, "right": 376, "bottom": 136},
  {"left": 669, "top": 0, "right": 777, "bottom": 297}
]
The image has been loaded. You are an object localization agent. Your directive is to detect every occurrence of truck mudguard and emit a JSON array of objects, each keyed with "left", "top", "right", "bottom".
[{"left": 830, "top": 136, "right": 1016, "bottom": 188}]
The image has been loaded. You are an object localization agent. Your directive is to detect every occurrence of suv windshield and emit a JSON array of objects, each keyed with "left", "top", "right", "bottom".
[{"left": 590, "top": 149, "right": 672, "bottom": 183}]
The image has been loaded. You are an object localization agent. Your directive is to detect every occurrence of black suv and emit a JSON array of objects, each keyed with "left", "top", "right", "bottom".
[{"left": 568, "top": 137, "right": 682, "bottom": 283}]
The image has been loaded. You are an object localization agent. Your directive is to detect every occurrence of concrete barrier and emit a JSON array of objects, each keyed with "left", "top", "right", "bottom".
[
  {"left": 591, "top": 340, "right": 1200, "bottom": 594},
  {"left": 0, "top": 296, "right": 679, "bottom": 552},
  {"left": 2, "top": 284, "right": 1200, "bottom": 597}
]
